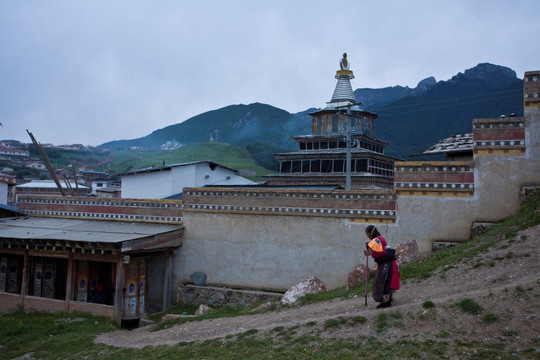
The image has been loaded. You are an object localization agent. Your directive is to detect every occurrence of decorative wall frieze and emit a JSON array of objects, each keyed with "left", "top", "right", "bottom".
[
  {"left": 183, "top": 188, "right": 397, "bottom": 223},
  {"left": 473, "top": 117, "right": 526, "bottom": 155},
  {"left": 17, "top": 195, "right": 183, "bottom": 223},
  {"left": 524, "top": 71, "right": 540, "bottom": 108},
  {"left": 394, "top": 161, "right": 474, "bottom": 197}
]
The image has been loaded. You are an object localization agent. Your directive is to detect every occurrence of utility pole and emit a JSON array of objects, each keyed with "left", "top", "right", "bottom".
[
  {"left": 345, "top": 105, "right": 352, "bottom": 190},
  {"left": 336, "top": 103, "right": 362, "bottom": 190}
]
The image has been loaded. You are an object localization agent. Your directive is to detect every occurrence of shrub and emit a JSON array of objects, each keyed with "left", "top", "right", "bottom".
[
  {"left": 351, "top": 316, "right": 367, "bottom": 325},
  {"left": 422, "top": 300, "right": 435, "bottom": 309},
  {"left": 483, "top": 312, "right": 500, "bottom": 323},
  {"left": 455, "top": 298, "right": 483, "bottom": 315}
]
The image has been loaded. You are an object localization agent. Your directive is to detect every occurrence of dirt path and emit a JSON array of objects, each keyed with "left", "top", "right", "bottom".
[{"left": 95, "top": 225, "right": 540, "bottom": 349}]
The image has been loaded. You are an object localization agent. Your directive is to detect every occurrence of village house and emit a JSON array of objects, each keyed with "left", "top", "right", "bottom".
[
  {"left": 120, "top": 161, "right": 256, "bottom": 200},
  {"left": 0, "top": 175, "right": 16, "bottom": 205},
  {"left": 25, "top": 161, "right": 47, "bottom": 171},
  {"left": 77, "top": 170, "right": 112, "bottom": 195},
  {"left": 0, "top": 147, "right": 30, "bottom": 158},
  {"left": 414, "top": 133, "right": 474, "bottom": 161},
  {"left": 56, "top": 144, "right": 86, "bottom": 151},
  {"left": 0, "top": 203, "right": 183, "bottom": 324},
  {"left": 96, "top": 185, "right": 121, "bottom": 199}
]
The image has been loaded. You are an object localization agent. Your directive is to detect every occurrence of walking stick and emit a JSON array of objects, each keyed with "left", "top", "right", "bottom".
[{"left": 364, "top": 254, "right": 369, "bottom": 306}]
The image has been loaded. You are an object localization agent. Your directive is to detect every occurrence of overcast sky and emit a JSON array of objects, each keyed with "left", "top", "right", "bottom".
[{"left": 1, "top": 0, "right": 538, "bottom": 146}]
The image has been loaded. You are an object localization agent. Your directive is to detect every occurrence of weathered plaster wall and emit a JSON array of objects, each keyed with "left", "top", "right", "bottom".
[{"left": 175, "top": 213, "right": 380, "bottom": 291}]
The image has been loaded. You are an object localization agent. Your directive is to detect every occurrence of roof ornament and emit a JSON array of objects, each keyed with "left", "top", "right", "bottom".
[
  {"left": 329, "top": 52, "right": 356, "bottom": 103},
  {"left": 336, "top": 52, "right": 354, "bottom": 79},
  {"left": 340, "top": 53, "right": 350, "bottom": 70}
]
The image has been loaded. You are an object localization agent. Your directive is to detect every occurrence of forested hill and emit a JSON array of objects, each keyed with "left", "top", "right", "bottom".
[
  {"left": 99, "top": 63, "right": 524, "bottom": 162},
  {"left": 372, "top": 63, "right": 523, "bottom": 158},
  {"left": 99, "top": 103, "right": 311, "bottom": 152}
]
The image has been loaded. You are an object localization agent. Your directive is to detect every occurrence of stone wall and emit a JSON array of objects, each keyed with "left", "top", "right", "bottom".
[
  {"left": 177, "top": 284, "right": 282, "bottom": 307},
  {"left": 0, "top": 293, "right": 21, "bottom": 313},
  {"left": 0, "top": 293, "right": 115, "bottom": 318},
  {"left": 177, "top": 189, "right": 400, "bottom": 291}
]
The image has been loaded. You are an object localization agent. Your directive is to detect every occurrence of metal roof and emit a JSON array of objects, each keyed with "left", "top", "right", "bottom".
[
  {"left": 0, "top": 203, "right": 25, "bottom": 216},
  {"left": 119, "top": 161, "right": 239, "bottom": 176},
  {"left": 16, "top": 180, "right": 89, "bottom": 190},
  {"left": 0, "top": 217, "right": 183, "bottom": 244},
  {"left": 423, "top": 133, "right": 473, "bottom": 155},
  {"left": 331, "top": 75, "right": 357, "bottom": 103}
]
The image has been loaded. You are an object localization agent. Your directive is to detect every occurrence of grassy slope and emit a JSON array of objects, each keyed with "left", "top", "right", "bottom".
[
  {"left": 95, "top": 142, "right": 272, "bottom": 179},
  {"left": 0, "top": 191, "right": 538, "bottom": 359}
]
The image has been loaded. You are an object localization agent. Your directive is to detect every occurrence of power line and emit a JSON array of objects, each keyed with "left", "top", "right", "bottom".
[{"left": 378, "top": 89, "right": 522, "bottom": 116}]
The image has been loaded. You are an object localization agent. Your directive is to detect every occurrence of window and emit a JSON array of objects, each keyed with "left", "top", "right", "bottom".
[
  {"left": 0, "top": 255, "right": 23, "bottom": 294},
  {"left": 281, "top": 161, "right": 292, "bottom": 173},
  {"left": 332, "top": 115, "right": 339, "bottom": 133},
  {"left": 354, "top": 159, "right": 368, "bottom": 172},
  {"left": 321, "top": 160, "right": 332, "bottom": 173},
  {"left": 29, "top": 257, "right": 68, "bottom": 300},
  {"left": 333, "top": 159, "right": 344, "bottom": 172},
  {"left": 73, "top": 261, "right": 115, "bottom": 305},
  {"left": 292, "top": 161, "right": 302, "bottom": 173}
]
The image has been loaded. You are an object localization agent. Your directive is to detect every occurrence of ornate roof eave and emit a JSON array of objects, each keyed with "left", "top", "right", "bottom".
[
  {"left": 308, "top": 107, "right": 378, "bottom": 118},
  {"left": 273, "top": 150, "right": 401, "bottom": 162},
  {"left": 291, "top": 133, "right": 389, "bottom": 146}
]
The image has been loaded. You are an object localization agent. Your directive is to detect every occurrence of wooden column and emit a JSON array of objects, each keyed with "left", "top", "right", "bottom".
[
  {"left": 20, "top": 250, "right": 29, "bottom": 309},
  {"left": 64, "top": 251, "right": 74, "bottom": 313},
  {"left": 113, "top": 254, "right": 124, "bottom": 324},
  {"left": 162, "top": 250, "right": 173, "bottom": 311}
]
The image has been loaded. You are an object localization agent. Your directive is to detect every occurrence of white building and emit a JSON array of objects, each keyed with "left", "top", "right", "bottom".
[
  {"left": 0, "top": 147, "right": 29, "bottom": 157},
  {"left": 120, "top": 161, "right": 256, "bottom": 199},
  {"left": 14, "top": 180, "right": 90, "bottom": 200},
  {"left": 0, "top": 176, "right": 14, "bottom": 205},
  {"left": 25, "top": 162, "right": 47, "bottom": 170}
]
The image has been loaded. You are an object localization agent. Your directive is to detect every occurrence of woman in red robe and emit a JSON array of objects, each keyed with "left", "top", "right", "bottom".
[{"left": 364, "top": 225, "right": 400, "bottom": 308}]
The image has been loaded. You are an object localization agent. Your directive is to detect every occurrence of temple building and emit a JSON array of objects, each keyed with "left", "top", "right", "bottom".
[{"left": 265, "top": 53, "right": 399, "bottom": 189}]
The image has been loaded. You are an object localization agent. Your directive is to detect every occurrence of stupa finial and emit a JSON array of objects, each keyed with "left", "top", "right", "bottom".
[
  {"left": 336, "top": 52, "right": 354, "bottom": 79},
  {"left": 340, "top": 53, "right": 349, "bottom": 70}
]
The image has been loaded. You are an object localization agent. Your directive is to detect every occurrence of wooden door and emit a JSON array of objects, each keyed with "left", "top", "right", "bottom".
[
  {"left": 0, "top": 257, "right": 7, "bottom": 292},
  {"left": 123, "top": 258, "right": 148, "bottom": 318}
]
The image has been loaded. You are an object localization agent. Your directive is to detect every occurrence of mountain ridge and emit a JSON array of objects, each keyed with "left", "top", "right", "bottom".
[{"left": 99, "top": 62, "right": 523, "bottom": 164}]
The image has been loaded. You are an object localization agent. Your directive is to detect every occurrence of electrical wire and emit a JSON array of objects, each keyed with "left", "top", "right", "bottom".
[{"left": 377, "top": 88, "right": 522, "bottom": 116}]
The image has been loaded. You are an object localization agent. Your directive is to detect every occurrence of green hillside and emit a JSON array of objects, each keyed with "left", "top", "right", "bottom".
[
  {"left": 97, "top": 142, "right": 272, "bottom": 180},
  {"left": 100, "top": 103, "right": 310, "bottom": 152}
]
